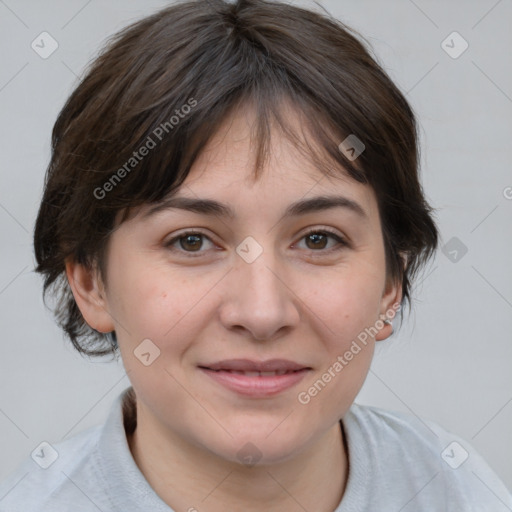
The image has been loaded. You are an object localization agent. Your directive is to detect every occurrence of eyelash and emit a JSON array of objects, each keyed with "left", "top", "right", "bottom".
[{"left": 165, "top": 227, "right": 348, "bottom": 257}]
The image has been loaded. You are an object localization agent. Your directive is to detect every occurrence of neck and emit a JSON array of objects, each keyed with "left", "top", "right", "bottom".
[{"left": 127, "top": 401, "right": 348, "bottom": 512}]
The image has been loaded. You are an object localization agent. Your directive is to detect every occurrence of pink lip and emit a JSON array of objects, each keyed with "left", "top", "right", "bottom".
[
  {"left": 199, "top": 359, "right": 311, "bottom": 398},
  {"left": 201, "top": 358, "right": 309, "bottom": 372}
]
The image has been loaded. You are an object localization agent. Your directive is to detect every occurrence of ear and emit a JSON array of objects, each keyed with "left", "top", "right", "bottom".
[
  {"left": 375, "top": 252, "right": 406, "bottom": 342},
  {"left": 65, "top": 258, "right": 115, "bottom": 333}
]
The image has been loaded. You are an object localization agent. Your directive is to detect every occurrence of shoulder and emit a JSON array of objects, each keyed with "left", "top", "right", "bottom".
[
  {"left": 346, "top": 402, "right": 454, "bottom": 452},
  {"left": 342, "top": 403, "right": 512, "bottom": 511},
  {"left": 0, "top": 424, "right": 103, "bottom": 512}
]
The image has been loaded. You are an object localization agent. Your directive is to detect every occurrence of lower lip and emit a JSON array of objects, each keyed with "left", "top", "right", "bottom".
[{"left": 200, "top": 368, "right": 310, "bottom": 397}]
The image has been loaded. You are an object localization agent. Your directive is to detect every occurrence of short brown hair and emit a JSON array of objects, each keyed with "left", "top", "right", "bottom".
[{"left": 33, "top": 0, "right": 438, "bottom": 357}]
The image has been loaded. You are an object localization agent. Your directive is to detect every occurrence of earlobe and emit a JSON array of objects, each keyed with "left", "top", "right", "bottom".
[
  {"left": 375, "top": 251, "right": 407, "bottom": 341},
  {"left": 65, "top": 259, "right": 115, "bottom": 333},
  {"left": 375, "top": 277, "right": 403, "bottom": 342}
]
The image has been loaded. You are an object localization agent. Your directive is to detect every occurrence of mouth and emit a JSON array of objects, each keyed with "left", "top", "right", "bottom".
[
  {"left": 203, "top": 369, "right": 301, "bottom": 376},
  {"left": 198, "top": 359, "right": 312, "bottom": 397}
]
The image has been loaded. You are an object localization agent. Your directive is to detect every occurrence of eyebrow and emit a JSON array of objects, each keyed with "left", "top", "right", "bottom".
[{"left": 143, "top": 194, "right": 368, "bottom": 221}]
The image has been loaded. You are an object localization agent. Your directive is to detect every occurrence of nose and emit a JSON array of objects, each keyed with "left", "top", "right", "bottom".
[{"left": 218, "top": 248, "right": 300, "bottom": 342}]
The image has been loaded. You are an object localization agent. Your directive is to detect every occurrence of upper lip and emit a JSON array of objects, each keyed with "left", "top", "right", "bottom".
[{"left": 200, "top": 359, "right": 310, "bottom": 372}]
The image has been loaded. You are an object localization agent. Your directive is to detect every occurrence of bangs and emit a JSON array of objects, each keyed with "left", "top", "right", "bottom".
[{"left": 100, "top": 69, "right": 370, "bottom": 228}]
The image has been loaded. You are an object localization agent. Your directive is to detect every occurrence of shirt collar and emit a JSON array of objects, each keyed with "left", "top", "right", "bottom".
[{"left": 96, "top": 386, "right": 174, "bottom": 511}]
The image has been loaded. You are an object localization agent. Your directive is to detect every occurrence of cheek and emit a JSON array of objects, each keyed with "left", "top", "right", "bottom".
[
  {"left": 293, "top": 264, "right": 382, "bottom": 407},
  {"left": 300, "top": 264, "right": 384, "bottom": 343},
  {"left": 110, "top": 259, "right": 214, "bottom": 419},
  {"left": 107, "top": 254, "right": 218, "bottom": 350}
]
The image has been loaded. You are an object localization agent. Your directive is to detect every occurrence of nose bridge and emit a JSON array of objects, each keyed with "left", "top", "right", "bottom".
[
  {"left": 240, "top": 250, "right": 281, "bottom": 301},
  {"left": 219, "top": 237, "right": 300, "bottom": 340},
  {"left": 236, "top": 239, "right": 284, "bottom": 305}
]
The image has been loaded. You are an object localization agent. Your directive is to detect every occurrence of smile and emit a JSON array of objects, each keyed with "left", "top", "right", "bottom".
[{"left": 198, "top": 359, "right": 311, "bottom": 397}]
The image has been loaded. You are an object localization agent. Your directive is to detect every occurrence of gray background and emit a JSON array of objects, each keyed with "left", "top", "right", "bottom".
[{"left": 1, "top": 0, "right": 511, "bottom": 491}]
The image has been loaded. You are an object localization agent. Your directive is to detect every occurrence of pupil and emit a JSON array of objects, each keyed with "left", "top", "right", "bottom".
[
  {"left": 182, "top": 234, "right": 202, "bottom": 251},
  {"left": 179, "top": 233, "right": 328, "bottom": 252},
  {"left": 307, "top": 233, "right": 327, "bottom": 249}
]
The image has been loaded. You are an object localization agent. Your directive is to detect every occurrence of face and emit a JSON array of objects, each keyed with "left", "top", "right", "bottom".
[{"left": 72, "top": 103, "right": 401, "bottom": 466}]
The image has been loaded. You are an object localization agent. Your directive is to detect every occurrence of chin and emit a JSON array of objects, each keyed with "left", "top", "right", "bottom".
[{"left": 206, "top": 425, "right": 313, "bottom": 468}]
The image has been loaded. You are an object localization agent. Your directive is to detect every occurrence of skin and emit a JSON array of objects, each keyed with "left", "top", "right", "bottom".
[{"left": 67, "top": 102, "right": 402, "bottom": 512}]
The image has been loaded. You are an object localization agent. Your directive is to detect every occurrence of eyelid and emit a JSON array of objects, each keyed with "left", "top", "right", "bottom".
[
  {"left": 300, "top": 225, "right": 347, "bottom": 240},
  {"left": 164, "top": 229, "right": 218, "bottom": 254},
  {"left": 295, "top": 226, "right": 349, "bottom": 250},
  {"left": 165, "top": 225, "right": 349, "bottom": 257}
]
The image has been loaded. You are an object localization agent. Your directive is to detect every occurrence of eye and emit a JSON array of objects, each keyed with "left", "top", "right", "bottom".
[
  {"left": 165, "top": 227, "right": 349, "bottom": 257},
  {"left": 295, "top": 228, "right": 348, "bottom": 252},
  {"left": 165, "top": 231, "right": 215, "bottom": 254}
]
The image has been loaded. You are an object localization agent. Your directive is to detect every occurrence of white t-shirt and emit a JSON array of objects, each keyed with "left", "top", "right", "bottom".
[{"left": 1, "top": 386, "right": 510, "bottom": 511}]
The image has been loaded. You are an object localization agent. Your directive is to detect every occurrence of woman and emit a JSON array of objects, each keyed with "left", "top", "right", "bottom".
[{"left": 1, "top": 0, "right": 510, "bottom": 510}]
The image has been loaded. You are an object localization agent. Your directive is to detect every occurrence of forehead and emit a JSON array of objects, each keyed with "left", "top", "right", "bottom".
[
  {"left": 121, "top": 100, "right": 381, "bottom": 230},
  {"left": 177, "top": 102, "right": 379, "bottom": 219}
]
